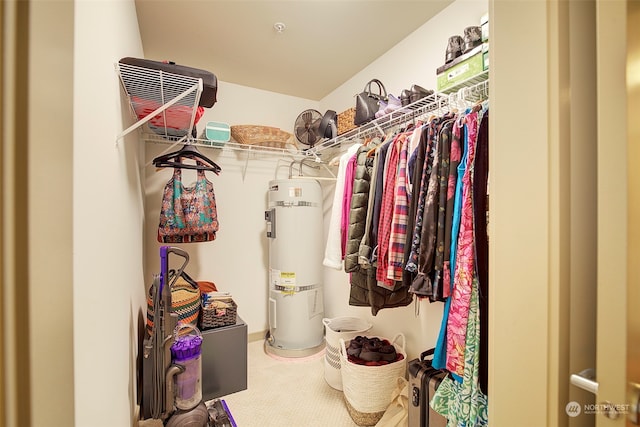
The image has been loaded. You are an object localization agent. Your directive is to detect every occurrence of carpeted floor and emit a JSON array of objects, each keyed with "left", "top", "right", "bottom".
[{"left": 218, "top": 339, "right": 359, "bottom": 427}]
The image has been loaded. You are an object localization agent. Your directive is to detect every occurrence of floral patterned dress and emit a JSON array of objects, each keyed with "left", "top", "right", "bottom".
[
  {"left": 431, "top": 278, "right": 488, "bottom": 426},
  {"left": 445, "top": 111, "right": 478, "bottom": 376}
]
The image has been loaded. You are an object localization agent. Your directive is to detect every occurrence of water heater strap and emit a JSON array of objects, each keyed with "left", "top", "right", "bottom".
[
  {"left": 269, "top": 201, "right": 319, "bottom": 208},
  {"left": 274, "top": 284, "right": 321, "bottom": 293}
]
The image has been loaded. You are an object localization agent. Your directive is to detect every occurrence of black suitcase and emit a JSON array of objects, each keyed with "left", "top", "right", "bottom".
[
  {"left": 119, "top": 57, "right": 218, "bottom": 107},
  {"left": 407, "top": 349, "right": 448, "bottom": 427}
]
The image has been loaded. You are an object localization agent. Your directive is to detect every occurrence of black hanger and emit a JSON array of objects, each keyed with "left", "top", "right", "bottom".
[{"left": 153, "top": 144, "right": 222, "bottom": 175}]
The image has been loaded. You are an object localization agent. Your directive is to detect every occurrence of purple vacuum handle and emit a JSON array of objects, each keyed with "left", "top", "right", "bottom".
[{"left": 159, "top": 246, "right": 190, "bottom": 295}]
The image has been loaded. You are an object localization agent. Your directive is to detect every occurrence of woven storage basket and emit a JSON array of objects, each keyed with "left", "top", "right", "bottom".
[
  {"left": 146, "top": 275, "right": 200, "bottom": 336},
  {"left": 339, "top": 333, "right": 407, "bottom": 426},
  {"left": 230, "top": 125, "right": 294, "bottom": 149},
  {"left": 199, "top": 298, "right": 237, "bottom": 330},
  {"left": 337, "top": 108, "right": 357, "bottom": 135},
  {"left": 322, "top": 317, "right": 372, "bottom": 391}
]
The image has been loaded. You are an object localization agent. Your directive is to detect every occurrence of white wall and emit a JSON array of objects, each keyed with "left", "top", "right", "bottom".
[
  {"left": 73, "top": 0, "right": 146, "bottom": 426},
  {"left": 144, "top": 84, "right": 320, "bottom": 335},
  {"left": 321, "top": 1, "right": 488, "bottom": 114},
  {"left": 318, "top": 0, "right": 488, "bottom": 360}
]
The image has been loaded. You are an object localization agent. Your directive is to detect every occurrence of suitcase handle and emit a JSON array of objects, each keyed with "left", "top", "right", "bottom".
[{"left": 420, "top": 348, "right": 436, "bottom": 362}]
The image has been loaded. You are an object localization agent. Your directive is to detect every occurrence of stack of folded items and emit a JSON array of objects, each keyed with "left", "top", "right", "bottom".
[
  {"left": 202, "top": 291, "right": 233, "bottom": 314},
  {"left": 346, "top": 336, "right": 404, "bottom": 366}
]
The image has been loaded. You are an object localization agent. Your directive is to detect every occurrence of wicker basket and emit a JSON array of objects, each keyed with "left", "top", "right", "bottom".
[
  {"left": 322, "top": 317, "right": 372, "bottom": 391},
  {"left": 199, "top": 298, "right": 237, "bottom": 330},
  {"left": 337, "top": 108, "right": 357, "bottom": 135},
  {"left": 339, "top": 333, "right": 407, "bottom": 426},
  {"left": 230, "top": 125, "right": 295, "bottom": 149}
]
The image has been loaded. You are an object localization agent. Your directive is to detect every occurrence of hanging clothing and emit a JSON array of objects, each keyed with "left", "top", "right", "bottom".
[
  {"left": 446, "top": 111, "right": 479, "bottom": 377},
  {"left": 369, "top": 139, "right": 393, "bottom": 267},
  {"left": 376, "top": 134, "right": 401, "bottom": 289},
  {"left": 431, "top": 279, "right": 488, "bottom": 427},
  {"left": 442, "top": 118, "right": 464, "bottom": 299},
  {"left": 341, "top": 152, "right": 359, "bottom": 260},
  {"left": 358, "top": 147, "right": 381, "bottom": 269},
  {"left": 346, "top": 141, "right": 413, "bottom": 315},
  {"left": 473, "top": 110, "right": 490, "bottom": 395},
  {"left": 432, "top": 117, "right": 466, "bottom": 373},
  {"left": 403, "top": 125, "right": 428, "bottom": 289},
  {"left": 432, "top": 120, "right": 454, "bottom": 301},
  {"left": 406, "top": 120, "right": 438, "bottom": 274},
  {"left": 387, "top": 133, "right": 410, "bottom": 281},
  {"left": 323, "top": 143, "right": 362, "bottom": 269},
  {"left": 345, "top": 145, "right": 374, "bottom": 273}
]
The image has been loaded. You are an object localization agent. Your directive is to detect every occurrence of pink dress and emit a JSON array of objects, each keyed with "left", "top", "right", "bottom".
[{"left": 446, "top": 112, "right": 479, "bottom": 376}]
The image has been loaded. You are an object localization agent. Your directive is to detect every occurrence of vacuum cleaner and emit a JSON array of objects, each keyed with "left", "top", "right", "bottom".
[{"left": 140, "top": 246, "right": 233, "bottom": 427}]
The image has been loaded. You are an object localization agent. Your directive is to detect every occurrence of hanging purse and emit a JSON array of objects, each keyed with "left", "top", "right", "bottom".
[
  {"left": 354, "top": 79, "right": 388, "bottom": 126},
  {"left": 157, "top": 162, "right": 219, "bottom": 243}
]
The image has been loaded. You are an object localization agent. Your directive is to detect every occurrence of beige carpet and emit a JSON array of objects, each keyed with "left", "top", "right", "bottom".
[{"left": 219, "top": 340, "right": 359, "bottom": 427}]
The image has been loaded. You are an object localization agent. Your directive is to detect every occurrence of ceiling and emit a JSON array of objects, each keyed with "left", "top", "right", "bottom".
[{"left": 134, "top": 1, "right": 453, "bottom": 101}]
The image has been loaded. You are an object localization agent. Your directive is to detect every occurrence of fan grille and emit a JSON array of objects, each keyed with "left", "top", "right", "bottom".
[{"left": 294, "top": 109, "right": 322, "bottom": 147}]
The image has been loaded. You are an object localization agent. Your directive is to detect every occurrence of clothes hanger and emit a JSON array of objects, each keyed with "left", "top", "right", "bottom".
[{"left": 153, "top": 143, "right": 222, "bottom": 175}]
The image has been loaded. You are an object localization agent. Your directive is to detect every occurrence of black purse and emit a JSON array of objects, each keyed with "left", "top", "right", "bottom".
[{"left": 354, "top": 79, "right": 388, "bottom": 126}]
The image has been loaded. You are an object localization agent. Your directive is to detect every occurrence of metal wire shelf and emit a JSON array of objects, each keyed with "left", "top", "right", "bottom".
[
  {"left": 116, "top": 62, "right": 203, "bottom": 142},
  {"left": 116, "top": 61, "right": 488, "bottom": 162},
  {"left": 307, "top": 71, "right": 489, "bottom": 156}
]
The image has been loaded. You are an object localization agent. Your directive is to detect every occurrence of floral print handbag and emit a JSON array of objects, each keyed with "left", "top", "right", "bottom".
[{"left": 157, "top": 165, "right": 219, "bottom": 243}]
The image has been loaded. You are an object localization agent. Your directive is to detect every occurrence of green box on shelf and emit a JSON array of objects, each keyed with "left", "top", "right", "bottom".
[
  {"left": 437, "top": 45, "right": 485, "bottom": 93},
  {"left": 201, "top": 121, "right": 230, "bottom": 147},
  {"left": 483, "top": 44, "right": 489, "bottom": 71}
]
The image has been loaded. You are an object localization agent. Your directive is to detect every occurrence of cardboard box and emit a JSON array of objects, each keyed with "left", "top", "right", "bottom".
[{"left": 436, "top": 44, "right": 487, "bottom": 93}]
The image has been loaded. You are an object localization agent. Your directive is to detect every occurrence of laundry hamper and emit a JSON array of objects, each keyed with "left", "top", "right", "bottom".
[
  {"left": 339, "top": 333, "right": 407, "bottom": 426},
  {"left": 322, "top": 317, "right": 372, "bottom": 390}
]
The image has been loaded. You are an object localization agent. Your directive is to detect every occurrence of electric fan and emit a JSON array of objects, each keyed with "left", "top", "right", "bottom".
[{"left": 294, "top": 109, "right": 337, "bottom": 149}]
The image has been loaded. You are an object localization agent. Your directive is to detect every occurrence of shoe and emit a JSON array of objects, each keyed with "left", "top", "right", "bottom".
[
  {"left": 383, "top": 94, "right": 403, "bottom": 114},
  {"left": 375, "top": 101, "right": 388, "bottom": 119},
  {"left": 463, "top": 26, "right": 482, "bottom": 53},
  {"left": 445, "top": 35, "right": 464, "bottom": 63},
  {"left": 378, "top": 344, "right": 397, "bottom": 362},
  {"left": 400, "top": 89, "right": 411, "bottom": 107},
  {"left": 359, "top": 340, "right": 383, "bottom": 362},
  {"left": 409, "top": 85, "right": 434, "bottom": 104},
  {"left": 347, "top": 336, "right": 365, "bottom": 358}
]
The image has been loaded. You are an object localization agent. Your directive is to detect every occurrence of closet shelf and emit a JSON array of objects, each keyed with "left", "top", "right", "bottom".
[
  {"left": 141, "top": 132, "right": 312, "bottom": 160},
  {"left": 308, "top": 73, "right": 489, "bottom": 156},
  {"left": 116, "top": 62, "right": 203, "bottom": 142},
  {"left": 116, "top": 61, "right": 488, "bottom": 162}
]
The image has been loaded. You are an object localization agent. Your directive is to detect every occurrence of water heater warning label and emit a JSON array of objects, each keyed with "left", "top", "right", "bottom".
[{"left": 289, "top": 187, "right": 302, "bottom": 197}]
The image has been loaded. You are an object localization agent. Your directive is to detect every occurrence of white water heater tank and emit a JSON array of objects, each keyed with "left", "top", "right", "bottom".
[{"left": 265, "top": 179, "right": 324, "bottom": 353}]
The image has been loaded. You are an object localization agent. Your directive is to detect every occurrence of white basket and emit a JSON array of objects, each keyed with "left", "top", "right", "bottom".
[
  {"left": 322, "top": 317, "right": 372, "bottom": 390},
  {"left": 339, "top": 333, "right": 407, "bottom": 425}
]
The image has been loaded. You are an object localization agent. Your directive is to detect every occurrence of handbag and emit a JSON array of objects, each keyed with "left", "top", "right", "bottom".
[
  {"left": 157, "top": 163, "right": 219, "bottom": 243},
  {"left": 354, "top": 79, "right": 388, "bottom": 126},
  {"left": 146, "top": 270, "right": 201, "bottom": 336}
]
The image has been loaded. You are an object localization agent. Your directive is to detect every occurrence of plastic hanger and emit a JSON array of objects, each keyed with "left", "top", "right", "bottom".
[{"left": 152, "top": 143, "right": 222, "bottom": 175}]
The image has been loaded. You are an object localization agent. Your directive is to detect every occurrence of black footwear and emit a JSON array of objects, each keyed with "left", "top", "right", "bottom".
[
  {"left": 409, "top": 85, "right": 434, "bottom": 104},
  {"left": 378, "top": 344, "right": 397, "bottom": 362},
  {"left": 359, "top": 341, "right": 383, "bottom": 362},
  {"left": 347, "top": 336, "right": 365, "bottom": 358},
  {"left": 463, "top": 26, "right": 482, "bottom": 53},
  {"left": 445, "top": 35, "right": 464, "bottom": 63}
]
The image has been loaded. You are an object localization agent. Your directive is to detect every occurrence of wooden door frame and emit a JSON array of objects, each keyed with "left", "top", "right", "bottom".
[{"left": 1, "top": 1, "right": 32, "bottom": 426}]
